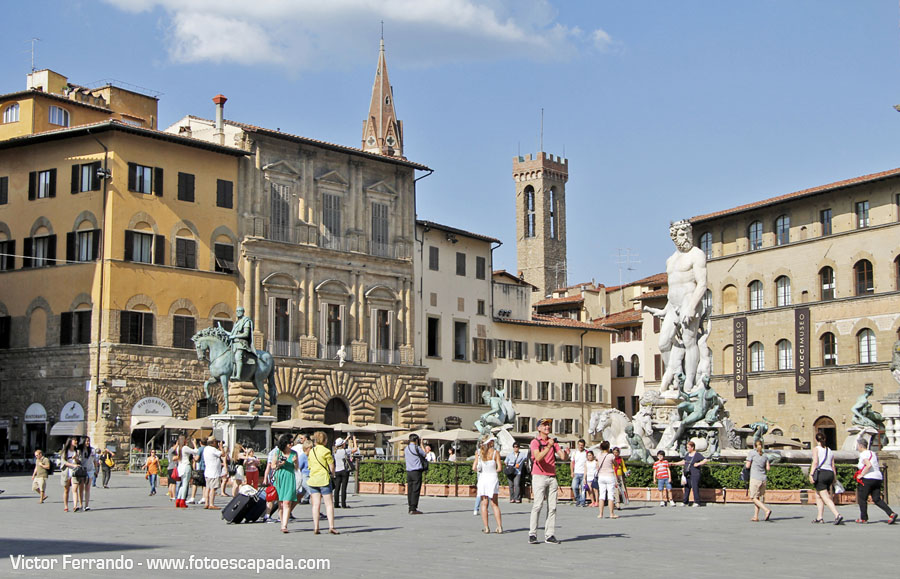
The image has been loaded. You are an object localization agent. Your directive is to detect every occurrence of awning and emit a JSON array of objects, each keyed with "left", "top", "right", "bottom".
[
  {"left": 50, "top": 421, "right": 86, "bottom": 437},
  {"left": 131, "top": 417, "right": 178, "bottom": 431}
]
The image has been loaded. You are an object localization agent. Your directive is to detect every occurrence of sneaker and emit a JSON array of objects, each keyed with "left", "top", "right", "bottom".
[
  {"left": 199, "top": 498, "right": 206, "bottom": 505},
  {"left": 888, "top": 513, "right": 898, "bottom": 525},
  {"left": 660, "top": 501, "right": 666, "bottom": 507},
  {"left": 669, "top": 501, "right": 676, "bottom": 507},
  {"left": 186, "top": 498, "right": 195, "bottom": 504},
  {"left": 473, "top": 510, "right": 479, "bottom": 516},
  {"left": 545, "top": 536, "right": 560, "bottom": 544},
  {"left": 692, "top": 503, "right": 699, "bottom": 508},
  {"left": 528, "top": 535, "right": 538, "bottom": 545}
]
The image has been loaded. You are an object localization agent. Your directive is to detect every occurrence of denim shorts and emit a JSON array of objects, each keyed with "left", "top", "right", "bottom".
[
  {"left": 307, "top": 484, "right": 332, "bottom": 495},
  {"left": 657, "top": 479, "right": 672, "bottom": 491}
]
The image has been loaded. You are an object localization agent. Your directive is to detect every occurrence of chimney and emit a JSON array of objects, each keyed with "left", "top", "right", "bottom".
[{"left": 212, "top": 94, "right": 227, "bottom": 145}]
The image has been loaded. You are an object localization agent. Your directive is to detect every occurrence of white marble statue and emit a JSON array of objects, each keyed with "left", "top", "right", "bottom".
[
  {"left": 643, "top": 220, "right": 708, "bottom": 391},
  {"left": 335, "top": 344, "right": 347, "bottom": 367},
  {"left": 588, "top": 408, "right": 630, "bottom": 448},
  {"left": 890, "top": 339, "right": 900, "bottom": 391}
]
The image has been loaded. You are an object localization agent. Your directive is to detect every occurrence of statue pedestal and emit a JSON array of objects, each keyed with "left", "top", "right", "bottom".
[
  {"left": 842, "top": 425, "right": 880, "bottom": 452},
  {"left": 879, "top": 395, "right": 900, "bottom": 451},
  {"left": 209, "top": 414, "right": 275, "bottom": 451}
]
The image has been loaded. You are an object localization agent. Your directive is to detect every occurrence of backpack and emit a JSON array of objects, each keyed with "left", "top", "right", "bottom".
[{"left": 46, "top": 457, "right": 55, "bottom": 475}]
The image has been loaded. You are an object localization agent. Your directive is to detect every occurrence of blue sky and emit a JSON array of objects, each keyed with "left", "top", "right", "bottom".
[{"left": 3, "top": 1, "right": 899, "bottom": 288}]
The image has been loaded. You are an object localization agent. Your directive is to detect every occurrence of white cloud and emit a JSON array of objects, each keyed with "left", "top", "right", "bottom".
[{"left": 101, "top": 0, "right": 614, "bottom": 69}]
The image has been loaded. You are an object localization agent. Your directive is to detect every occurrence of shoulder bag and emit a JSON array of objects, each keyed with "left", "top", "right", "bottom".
[
  {"left": 104, "top": 455, "right": 114, "bottom": 468},
  {"left": 311, "top": 447, "right": 334, "bottom": 489},
  {"left": 504, "top": 452, "right": 519, "bottom": 478}
]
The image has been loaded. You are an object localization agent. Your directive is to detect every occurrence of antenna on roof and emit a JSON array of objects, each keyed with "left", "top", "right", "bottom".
[
  {"left": 30, "top": 37, "right": 40, "bottom": 73},
  {"left": 613, "top": 248, "right": 641, "bottom": 286}
]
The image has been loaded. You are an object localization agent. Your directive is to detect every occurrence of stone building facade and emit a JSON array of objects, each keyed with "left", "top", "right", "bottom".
[{"left": 691, "top": 167, "right": 900, "bottom": 448}]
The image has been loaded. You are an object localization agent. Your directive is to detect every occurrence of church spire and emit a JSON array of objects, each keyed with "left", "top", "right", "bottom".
[{"left": 362, "top": 38, "right": 404, "bottom": 158}]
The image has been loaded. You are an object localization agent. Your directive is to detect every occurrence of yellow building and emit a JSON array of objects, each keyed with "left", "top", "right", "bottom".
[
  {"left": 0, "top": 114, "right": 244, "bottom": 457},
  {"left": 691, "top": 167, "right": 900, "bottom": 448}
]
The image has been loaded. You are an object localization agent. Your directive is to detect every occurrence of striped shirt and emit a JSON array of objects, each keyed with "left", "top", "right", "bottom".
[{"left": 653, "top": 459, "right": 670, "bottom": 480}]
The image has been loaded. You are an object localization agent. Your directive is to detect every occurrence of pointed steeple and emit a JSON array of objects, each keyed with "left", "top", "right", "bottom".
[{"left": 362, "top": 39, "right": 404, "bottom": 158}]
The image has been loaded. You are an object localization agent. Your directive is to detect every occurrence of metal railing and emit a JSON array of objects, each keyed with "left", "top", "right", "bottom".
[
  {"left": 269, "top": 340, "right": 300, "bottom": 358},
  {"left": 252, "top": 218, "right": 411, "bottom": 260},
  {"left": 369, "top": 348, "right": 400, "bottom": 364}
]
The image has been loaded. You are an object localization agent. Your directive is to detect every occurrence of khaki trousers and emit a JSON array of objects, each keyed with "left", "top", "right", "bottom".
[{"left": 529, "top": 474, "right": 558, "bottom": 538}]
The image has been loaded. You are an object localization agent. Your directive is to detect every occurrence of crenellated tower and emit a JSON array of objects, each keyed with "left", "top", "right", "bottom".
[
  {"left": 362, "top": 39, "right": 404, "bottom": 158},
  {"left": 513, "top": 152, "right": 569, "bottom": 297}
]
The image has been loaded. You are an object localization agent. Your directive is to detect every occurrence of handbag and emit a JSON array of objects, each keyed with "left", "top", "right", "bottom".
[
  {"left": 833, "top": 479, "right": 846, "bottom": 494},
  {"left": 811, "top": 448, "right": 828, "bottom": 484},
  {"left": 104, "top": 456, "right": 114, "bottom": 468},
  {"left": 504, "top": 463, "right": 518, "bottom": 478},
  {"left": 72, "top": 465, "right": 87, "bottom": 479},
  {"left": 170, "top": 468, "right": 181, "bottom": 482},
  {"left": 265, "top": 484, "right": 278, "bottom": 502},
  {"left": 740, "top": 466, "right": 750, "bottom": 482}
]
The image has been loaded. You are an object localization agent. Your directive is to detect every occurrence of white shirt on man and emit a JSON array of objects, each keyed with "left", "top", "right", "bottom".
[
  {"left": 570, "top": 449, "right": 588, "bottom": 475},
  {"left": 203, "top": 446, "right": 223, "bottom": 479}
]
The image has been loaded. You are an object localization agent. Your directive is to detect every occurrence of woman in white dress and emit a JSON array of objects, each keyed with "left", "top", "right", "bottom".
[
  {"left": 473, "top": 436, "right": 503, "bottom": 534},
  {"left": 175, "top": 436, "right": 200, "bottom": 508}
]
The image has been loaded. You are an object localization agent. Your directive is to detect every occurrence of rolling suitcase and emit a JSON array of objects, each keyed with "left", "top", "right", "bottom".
[
  {"left": 242, "top": 493, "right": 267, "bottom": 523},
  {"left": 222, "top": 493, "right": 255, "bottom": 524}
]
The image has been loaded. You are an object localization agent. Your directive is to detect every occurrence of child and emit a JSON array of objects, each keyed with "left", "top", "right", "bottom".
[
  {"left": 653, "top": 450, "right": 675, "bottom": 507},
  {"left": 584, "top": 450, "right": 600, "bottom": 507}
]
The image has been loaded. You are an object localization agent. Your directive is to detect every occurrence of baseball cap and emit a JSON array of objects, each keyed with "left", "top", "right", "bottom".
[
  {"left": 335, "top": 437, "right": 345, "bottom": 447},
  {"left": 538, "top": 418, "right": 553, "bottom": 427}
]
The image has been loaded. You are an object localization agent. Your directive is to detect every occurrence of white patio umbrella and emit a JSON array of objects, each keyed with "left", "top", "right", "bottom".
[
  {"left": 388, "top": 429, "right": 441, "bottom": 443},
  {"left": 271, "top": 418, "right": 329, "bottom": 430},
  {"left": 356, "top": 423, "right": 410, "bottom": 434},
  {"left": 427, "top": 428, "right": 481, "bottom": 442}
]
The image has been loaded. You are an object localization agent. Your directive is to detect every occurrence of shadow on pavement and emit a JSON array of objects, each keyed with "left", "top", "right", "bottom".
[
  {"left": 1, "top": 538, "right": 153, "bottom": 557},
  {"left": 562, "top": 533, "right": 629, "bottom": 542}
]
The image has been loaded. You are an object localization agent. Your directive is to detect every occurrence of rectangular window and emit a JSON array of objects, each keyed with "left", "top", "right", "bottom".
[
  {"left": 270, "top": 183, "right": 291, "bottom": 242},
  {"left": 426, "top": 317, "right": 440, "bottom": 357},
  {"left": 510, "top": 380, "right": 522, "bottom": 400},
  {"left": 517, "top": 417, "right": 530, "bottom": 433},
  {"left": 172, "top": 315, "right": 196, "bottom": 349},
  {"left": 475, "top": 256, "right": 486, "bottom": 280},
  {"left": 38, "top": 170, "right": 53, "bottom": 199},
  {"left": 371, "top": 202, "right": 389, "bottom": 256},
  {"left": 31, "top": 235, "right": 51, "bottom": 267},
  {"left": 71, "top": 162, "right": 100, "bottom": 194},
  {"left": 276, "top": 405, "right": 292, "bottom": 422},
  {"left": 536, "top": 343, "right": 554, "bottom": 362},
  {"left": 0, "top": 240, "right": 15, "bottom": 271},
  {"left": 214, "top": 243, "right": 235, "bottom": 274},
  {"left": 0, "top": 316, "right": 9, "bottom": 349},
  {"left": 322, "top": 193, "right": 342, "bottom": 249},
  {"left": 856, "top": 201, "right": 869, "bottom": 228},
  {"left": 454, "top": 321, "right": 468, "bottom": 360},
  {"left": 653, "top": 316, "right": 661, "bottom": 333},
  {"left": 473, "top": 338, "right": 490, "bottom": 363},
  {"left": 494, "top": 339, "right": 507, "bottom": 358},
  {"left": 273, "top": 298, "right": 290, "bottom": 344},
  {"left": 509, "top": 340, "right": 525, "bottom": 360},
  {"left": 820, "top": 209, "right": 832, "bottom": 235},
  {"left": 616, "top": 396, "right": 626, "bottom": 413},
  {"left": 0, "top": 176, "right": 7, "bottom": 204},
  {"left": 562, "top": 345, "right": 575, "bottom": 363},
  {"left": 175, "top": 238, "right": 197, "bottom": 269},
  {"left": 586, "top": 384, "right": 597, "bottom": 403},
  {"left": 373, "top": 309, "right": 392, "bottom": 359},
  {"left": 633, "top": 327, "right": 642, "bottom": 341},
  {"left": 120, "top": 311, "right": 153, "bottom": 345},
  {"left": 454, "top": 382, "right": 470, "bottom": 404},
  {"left": 326, "top": 304, "right": 342, "bottom": 347},
  {"left": 177, "top": 172, "right": 195, "bottom": 202},
  {"left": 49, "top": 105, "right": 69, "bottom": 126},
  {"left": 60, "top": 311, "right": 92, "bottom": 345},
  {"left": 586, "top": 346, "right": 602, "bottom": 365},
  {"left": 477, "top": 300, "right": 485, "bottom": 316},
  {"left": 127, "top": 231, "right": 154, "bottom": 263},
  {"left": 538, "top": 382, "right": 550, "bottom": 401},
  {"left": 456, "top": 252, "right": 466, "bottom": 276},
  {"left": 196, "top": 398, "right": 219, "bottom": 418},
  {"left": 428, "top": 246, "right": 439, "bottom": 271},
  {"left": 216, "top": 179, "right": 234, "bottom": 209},
  {"left": 817, "top": 390, "right": 825, "bottom": 402},
  {"left": 562, "top": 383, "right": 573, "bottom": 402},
  {"left": 777, "top": 392, "right": 786, "bottom": 405},
  {"left": 428, "top": 380, "right": 442, "bottom": 403},
  {"left": 654, "top": 354, "right": 662, "bottom": 381},
  {"left": 71, "top": 229, "right": 97, "bottom": 262},
  {"left": 128, "top": 163, "right": 155, "bottom": 195}
]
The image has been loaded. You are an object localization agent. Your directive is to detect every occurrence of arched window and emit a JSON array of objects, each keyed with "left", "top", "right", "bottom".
[
  {"left": 48, "top": 105, "right": 69, "bottom": 127},
  {"left": 857, "top": 329, "right": 876, "bottom": 364},
  {"left": 775, "top": 215, "right": 790, "bottom": 246},
  {"left": 821, "top": 332, "right": 837, "bottom": 366},
  {"left": 701, "top": 289, "right": 712, "bottom": 313},
  {"left": 524, "top": 186, "right": 535, "bottom": 238},
  {"left": 699, "top": 232, "right": 712, "bottom": 259},
  {"left": 722, "top": 284, "right": 737, "bottom": 314},
  {"left": 2, "top": 103, "right": 19, "bottom": 123},
  {"left": 324, "top": 397, "right": 350, "bottom": 424},
  {"left": 749, "top": 341, "right": 764, "bottom": 372},
  {"left": 819, "top": 267, "right": 835, "bottom": 300},
  {"left": 630, "top": 354, "right": 640, "bottom": 377},
  {"left": 749, "top": 280, "right": 763, "bottom": 310},
  {"left": 775, "top": 276, "right": 791, "bottom": 307},
  {"left": 722, "top": 345, "right": 734, "bottom": 374},
  {"left": 615, "top": 355, "right": 625, "bottom": 378},
  {"left": 748, "top": 221, "right": 763, "bottom": 250},
  {"left": 894, "top": 255, "right": 900, "bottom": 290},
  {"left": 549, "top": 187, "right": 557, "bottom": 240},
  {"left": 854, "top": 260, "right": 873, "bottom": 295},
  {"left": 777, "top": 339, "right": 793, "bottom": 370}
]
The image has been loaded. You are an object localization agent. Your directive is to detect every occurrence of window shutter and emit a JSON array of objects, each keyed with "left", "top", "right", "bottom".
[
  {"left": 467, "top": 383, "right": 474, "bottom": 405},
  {"left": 574, "top": 419, "right": 581, "bottom": 435},
  {"left": 66, "top": 232, "right": 76, "bottom": 263},
  {"left": 288, "top": 299, "right": 295, "bottom": 346},
  {"left": 339, "top": 304, "right": 346, "bottom": 345},
  {"left": 177, "top": 172, "right": 186, "bottom": 200},
  {"left": 0, "top": 176, "right": 7, "bottom": 204},
  {"left": 598, "top": 347, "right": 603, "bottom": 364},
  {"left": 653, "top": 316, "right": 661, "bottom": 333},
  {"left": 549, "top": 344, "right": 555, "bottom": 361},
  {"left": 142, "top": 313, "right": 154, "bottom": 345},
  {"left": 318, "top": 302, "right": 326, "bottom": 354},
  {"left": 124, "top": 231, "right": 134, "bottom": 261},
  {"left": 267, "top": 296, "right": 276, "bottom": 347},
  {"left": 48, "top": 169, "right": 56, "bottom": 197},
  {"left": 22, "top": 237, "right": 32, "bottom": 268},
  {"left": 153, "top": 167, "right": 164, "bottom": 196},
  {"left": 523, "top": 341, "right": 528, "bottom": 360},
  {"left": 119, "top": 311, "right": 129, "bottom": 343},
  {"left": 551, "top": 383, "right": 557, "bottom": 401},
  {"left": 439, "top": 381, "right": 444, "bottom": 402},
  {"left": 71, "top": 164, "right": 80, "bottom": 194},
  {"left": 185, "top": 240, "right": 196, "bottom": 268},
  {"left": 531, "top": 417, "right": 537, "bottom": 431},
  {"left": 172, "top": 316, "right": 184, "bottom": 348},
  {"left": 574, "top": 383, "right": 580, "bottom": 402},
  {"left": 654, "top": 354, "right": 662, "bottom": 381},
  {"left": 553, "top": 419, "right": 561, "bottom": 433},
  {"left": 574, "top": 346, "right": 580, "bottom": 362},
  {"left": 507, "top": 340, "right": 513, "bottom": 357},
  {"left": 60, "top": 312, "right": 73, "bottom": 345},
  {"left": 127, "top": 163, "right": 137, "bottom": 191},
  {"left": 387, "top": 310, "right": 394, "bottom": 361},
  {"left": 46, "top": 234, "right": 57, "bottom": 265},
  {"left": 28, "top": 171, "right": 36, "bottom": 200},
  {"left": 90, "top": 162, "right": 101, "bottom": 191},
  {"left": 91, "top": 229, "right": 100, "bottom": 261},
  {"left": 0, "top": 316, "right": 10, "bottom": 349},
  {"left": 524, "top": 381, "right": 531, "bottom": 400},
  {"left": 4, "top": 240, "right": 14, "bottom": 270},
  {"left": 176, "top": 239, "right": 185, "bottom": 267},
  {"left": 154, "top": 235, "right": 165, "bottom": 265}
]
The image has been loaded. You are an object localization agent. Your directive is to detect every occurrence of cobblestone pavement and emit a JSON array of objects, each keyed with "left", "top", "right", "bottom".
[{"left": 0, "top": 473, "right": 897, "bottom": 578}]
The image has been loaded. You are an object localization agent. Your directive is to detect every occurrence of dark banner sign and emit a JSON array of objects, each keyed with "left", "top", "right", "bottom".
[
  {"left": 733, "top": 317, "right": 747, "bottom": 398},
  {"left": 795, "top": 307, "right": 810, "bottom": 394}
]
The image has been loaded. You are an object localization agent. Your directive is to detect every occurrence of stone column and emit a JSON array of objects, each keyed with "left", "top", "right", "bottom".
[
  {"left": 300, "top": 264, "right": 317, "bottom": 357},
  {"left": 252, "top": 259, "right": 263, "bottom": 349},
  {"left": 352, "top": 272, "right": 366, "bottom": 362},
  {"left": 399, "top": 277, "right": 414, "bottom": 365},
  {"left": 880, "top": 394, "right": 900, "bottom": 451}
]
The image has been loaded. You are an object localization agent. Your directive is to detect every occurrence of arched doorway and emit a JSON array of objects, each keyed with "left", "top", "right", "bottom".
[
  {"left": 813, "top": 416, "right": 837, "bottom": 450},
  {"left": 324, "top": 397, "right": 349, "bottom": 425}
]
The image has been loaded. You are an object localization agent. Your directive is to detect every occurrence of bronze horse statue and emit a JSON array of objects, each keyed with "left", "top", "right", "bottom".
[{"left": 191, "top": 326, "right": 277, "bottom": 415}]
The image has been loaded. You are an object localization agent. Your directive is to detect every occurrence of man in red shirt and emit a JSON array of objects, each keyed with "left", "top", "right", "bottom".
[{"left": 528, "top": 419, "right": 569, "bottom": 544}]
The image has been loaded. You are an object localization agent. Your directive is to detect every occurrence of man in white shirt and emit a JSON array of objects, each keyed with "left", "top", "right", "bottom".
[
  {"left": 569, "top": 439, "right": 588, "bottom": 507},
  {"left": 424, "top": 444, "right": 436, "bottom": 463},
  {"left": 202, "top": 436, "right": 224, "bottom": 509}
]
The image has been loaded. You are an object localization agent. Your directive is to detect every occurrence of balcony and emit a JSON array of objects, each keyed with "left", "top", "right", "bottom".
[
  {"left": 252, "top": 218, "right": 411, "bottom": 259},
  {"left": 369, "top": 348, "right": 400, "bottom": 364},
  {"left": 269, "top": 340, "right": 300, "bottom": 357}
]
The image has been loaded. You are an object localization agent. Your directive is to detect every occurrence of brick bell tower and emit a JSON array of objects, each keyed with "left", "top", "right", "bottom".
[
  {"left": 513, "top": 152, "right": 569, "bottom": 298},
  {"left": 362, "top": 38, "right": 404, "bottom": 158}
]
